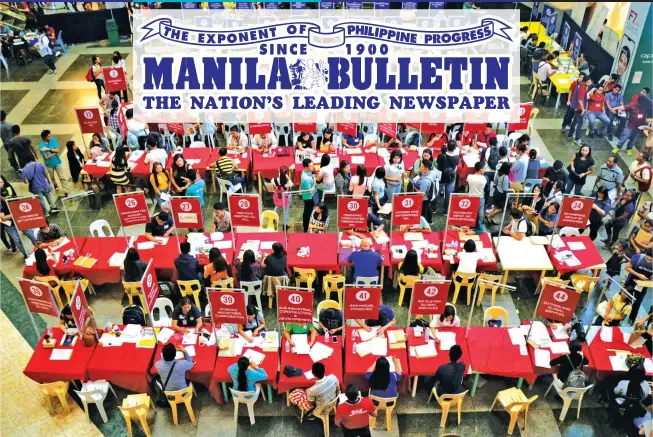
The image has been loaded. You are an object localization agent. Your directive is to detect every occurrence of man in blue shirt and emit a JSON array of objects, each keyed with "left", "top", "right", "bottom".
[
  {"left": 175, "top": 242, "right": 202, "bottom": 282},
  {"left": 21, "top": 154, "right": 59, "bottom": 215},
  {"left": 604, "top": 84, "right": 625, "bottom": 141},
  {"left": 39, "top": 130, "right": 70, "bottom": 196},
  {"left": 145, "top": 211, "right": 175, "bottom": 241},
  {"left": 184, "top": 169, "right": 205, "bottom": 207},
  {"left": 301, "top": 158, "right": 316, "bottom": 232},
  {"left": 343, "top": 129, "right": 364, "bottom": 148},
  {"left": 347, "top": 238, "right": 383, "bottom": 281},
  {"left": 155, "top": 343, "right": 195, "bottom": 392},
  {"left": 355, "top": 303, "right": 396, "bottom": 335}
]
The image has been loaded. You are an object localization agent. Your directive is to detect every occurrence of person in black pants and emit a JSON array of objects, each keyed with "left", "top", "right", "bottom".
[
  {"left": 91, "top": 55, "right": 107, "bottom": 100},
  {"left": 604, "top": 190, "right": 636, "bottom": 247},
  {"left": 624, "top": 248, "right": 653, "bottom": 324},
  {"left": 587, "top": 187, "right": 612, "bottom": 241},
  {"left": 300, "top": 158, "right": 316, "bottom": 233}
]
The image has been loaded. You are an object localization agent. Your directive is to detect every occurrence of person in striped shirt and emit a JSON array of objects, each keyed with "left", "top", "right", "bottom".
[{"left": 216, "top": 147, "right": 244, "bottom": 186}]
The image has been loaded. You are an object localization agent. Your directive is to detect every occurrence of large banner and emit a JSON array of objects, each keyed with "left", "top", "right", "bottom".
[
  {"left": 535, "top": 283, "right": 581, "bottom": 324},
  {"left": 114, "top": 192, "right": 150, "bottom": 227},
  {"left": 337, "top": 123, "right": 357, "bottom": 136},
  {"left": 410, "top": 281, "right": 450, "bottom": 316},
  {"left": 277, "top": 288, "right": 313, "bottom": 324},
  {"left": 541, "top": 5, "right": 557, "bottom": 37},
  {"left": 74, "top": 107, "right": 103, "bottom": 134},
  {"left": 70, "top": 281, "right": 93, "bottom": 333},
  {"left": 557, "top": 196, "right": 593, "bottom": 228},
  {"left": 228, "top": 194, "right": 260, "bottom": 227},
  {"left": 508, "top": 102, "right": 533, "bottom": 132},
  {"left": 169, "top": 197, "right": 203, "bottom": 229},
  {"left": 392, "top": 193, "right": 423, "bottom": 226},
  {"left": 209, "top": 290, "right": 247, "bottom": 325},
  {"left": 613, "top": 2, "right": 651, "bottom": 95},
  {"left": 447, "top": 195, "right": 481, "bottom": 227},
  {"left": 344, "top": 286, "right": 382, "bottom": 320},
  {"left": 7, "top": 197, "right": 47, "bottom": 231},
  {"left": 337, "top": 196, "right": 368, "bottom": 229},
  {"left": 571, "top": 32, "right": 582, "bottom": 61},
  {"left": 103, "top": 66, "right": 128, "bottom": 93},
  {"left": 18, "top": 279, "right": 59, "bottom": 317},
  {"left": 140, "top": 261, "right": 159, "bottom": 313}
]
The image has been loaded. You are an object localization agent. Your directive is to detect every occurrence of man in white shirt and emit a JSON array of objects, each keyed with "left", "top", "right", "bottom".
[
  {"left": 227, "top": 126, "right": 248, "bottom": 150},
  {"left": 36, "top": 27, "right": 56, "bottom": 74},
  {"left": 125, "top": 108, "right": 149, "bottom": 150},
  {"left": 144, "top": 136, "right": 168, "bottom": 168},
  {"left": 537, "top": 54, "right": 557, "bottom": 85},
  {"left": 625, "top": 151, "right": 651, "bottom": 199},
  {"left": 252, "top": 132, "right": 277, "bottom": 152},
  {"left": 503, "top": 209, "right": 529, "bottom": 241},
  {"left": 467, "top": 161, "right": 487, "bottom": 228}
]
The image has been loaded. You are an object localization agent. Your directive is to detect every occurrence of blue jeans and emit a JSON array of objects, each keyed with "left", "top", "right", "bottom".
[
  {"left": 586, "top": 111, "right": 611, "bottom": 134},
  {"left": 568, "top": 109, "right": 585, "bottom": 140},
  {"left": 35, "top": 188, "right": 57, "bottom": 214},
  {"left": 386, "top": 183, "right": 401, "bottom": 202},
  {"left": 154, "top": 189, "right": 169, "bottom": 209},
  {"left": 5, "top": 225, "right": 36, "bottom": 257},
  {"left": 617, "top": 126, "right": 641, "bottom": 150},
  {"left": 443, "top": 181, "right": 455, "bottom": 213},
  {"left": 477, "top": 197, "right": 487, "bottom": 232}
]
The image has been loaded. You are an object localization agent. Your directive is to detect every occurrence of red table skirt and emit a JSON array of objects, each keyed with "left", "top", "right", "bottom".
[
  {"left": 586, "top": 327, "right": 652, "bottom": 376},
  {"left": 407, "top": 327, "right": 472, "bottom": 377},
  {"left": 77, "top": 237, "right": 129, "bottom": 285},
  {"left": 547, "top": 236, "right": 606, "bottom": 275},
  {"left": 278, "top": 337, "right": 344, "bottom": 394},
  {"left": 287, "top": 233, "right": 340, "bottom": 271},
  {"left": 23, "top": 237, "right": 87, "bottom": 280},
  {"left": 253, "top": 154, "right": 296, "bottom": 180}
]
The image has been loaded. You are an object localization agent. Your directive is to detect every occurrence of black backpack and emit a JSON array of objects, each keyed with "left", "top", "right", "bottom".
[
  {"left": 440, "top": 155, "right": 456, "bottom": 184},
  {"left": 487, "top": 146, "right": 500, "bottom": 171},
  {"left": 519, "top": 218, "right": 534, "bottom": 237},
  {"left": 122, "top": 305, "right": 146, "bottom": 326}
]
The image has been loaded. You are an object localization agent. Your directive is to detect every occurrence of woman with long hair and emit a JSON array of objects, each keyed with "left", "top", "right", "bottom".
[
  {"left": 262, "top": 242, "right": 287, "bottom": 277},
  {"left": 272, "top": 166, "right": 293, "bottom": 230},
  {"left": 349, "top": 164, "right": 368, "bottom": 197},
  {"left": 486, "top": 161, "right": 512, "bottom": 222},
  {"left": 204, "top": 247, "right": 228, "bottom": 285},
  {"left": 399, "top": 249, "right": 423, "bottom": 276},
  {"left": 365, "top": 356, "right": 402, "bottom": 398},
  {"left": 588, "top": 186, "right": 611, "bottom": 241},
  {"left": 614, "top": 364, "right": 649, "bottom": 406},
  {"left": 228, "top": 356, "right": 268, "bottom": 392},
  {"left": 308, "top": 202, "right": 330, "bottom": 233},
  {"left": 89, "top": 132, "right": 109, "bottom": 158},
  {"left": 110, "top": 146, "right": 130, "bottom": 193},
  {"left": 35, "top": 248, "right": 52, "bottom": 276},
  {"left": 384, "top": 149, "right": 404, "bottom": 201},
  {"left": 430, "top": 304, "right": 461, "bottom": 330},
  {"left": 169, "top": 154, "right": 190, "bottom": 195},
  {"left": 66, "top": 141, "right": 85, "bottom": 184},
  {"left": 520, "top": 184, "right": 545, "bottom": 217},
  {"left": 123, "top": 247, "right": 147, "bottom": 282},
  {"left": 150, "top": 162, "right": 170, "bottom": 210},
  {"left": 238, "top": 305, "right": 266, "bottom": 342},
  {"left": 566, "top": 145, "right": 595, "bottom": 195},
  {"left": 412, "top": 148, "right": 433, "bottom": 177},
  {"left": 335, "top": 160, "right": 352, "bottom": 195},
  {"left": 234, "top": 249, "right": 263, "bottom": 282},
  {"left": 370, "top": 167, "right": 387, "bottom": 215},
  {"left": 111, "top": 50, "right": 129, "bottom": 102},
  {"left": 604, "top": 190, "right": 636, "bottom": 247},
  {"left": 170, "top": 296, "right": 203, "bottom": 333},
  {"left": 91, "top": 55, "right": 106, "bottom": 100},
  {"left": 316, "top": 153, "right": 335, "bottom": 199}
]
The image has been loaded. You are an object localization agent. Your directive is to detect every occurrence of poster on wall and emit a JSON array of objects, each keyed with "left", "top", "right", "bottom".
[
  {"left": 541, "top": 5, "right": 557, "bottom": 37},
  {"left": 611, "top": 2, "right": 651, "bottom": 89},
  {"left": 561, "top": 22, "right": 571, "bottom": 50},
  {"left": 571, "top": 32, "right": 582, "bottom": 61}
]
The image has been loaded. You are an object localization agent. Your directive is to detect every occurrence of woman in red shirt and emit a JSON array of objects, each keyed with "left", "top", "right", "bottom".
[
  {"left": 335, "top": 385, "right": 377, "bottom": 437},
  {"left": 586, "top": 86, "right": 612, "bottom": 139},
  {"left": 426, "top": 132, "right": 448, "bottom": 150}
]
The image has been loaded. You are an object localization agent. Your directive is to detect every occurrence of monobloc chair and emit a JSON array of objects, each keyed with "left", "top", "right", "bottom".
[
  {"left": 544, "top": 379, "right": 593, "bottom": 421},
  {"left": 490, "top": 388, "right": 537, "bottom": 435},
  {"left": 164, "top": 383, "right": 197, "bottom": 425},
  {"left": 240, "top": 280, "right": 264, "bottom": 310},
  {"left": 216, "top": 176, "right": 243, "bottom": 202},
  {"left": 483, "top": 306, "right": 509, "bottom": 327},
  {"left": 427, "top": 388, "right": 469, "bottom": 428},
  {"left": 177, "top": 280, "right": 202, "bottom": 307},
  {"left": 260, "top": 210, "right": 279, "bottom": 231},
  {"left": 152, "top": 297, "right": 173, "bottom": 327},
  {"left": 369, "top": 394, "right": 397, "bottom": 431},
  {"left": 212, "top": 277, "right": 235, "bottom": 289},
  {"left": 230, "top": 387, "right": 261, "bottom": 425},
  {"left": 39, "top": 381, "right": 71, "bottom": 414},
  {"left": 122, "top": 281, "right": 143, "bottom": 307},
  {"left": 264, "top": 275, "right": 289, "bottom": 308},
  {"left": 476, "top": 273, "right": 504, "bottom": 306},
  {"left": 354, "top": 276, "right": 379, "bottom": 286},
  {"left": 559, "top": 227, "right": 581, "bottom": 237},
  {"left": 570, "top": 274, "right": 600, "bottom": 302},
  {"left": 74, "top": 380, "right": 118, "bottom": 423},
  {"left": 452, "top": 271, "right": 478, "bottom": 305},
  {"left": 322, "top": 274, "right": 345, "bottom": 306},
  {"left": 397, "top": 273, "right": 420, "bottom": 306},
  {"left": 118, "top": 393, "right": 154, "bottom": 437},
  {"left": 293, "top": 268, "right": 317, "bottom": 289},
  {"left": 313, "top": 396, "right": 338, "bottom": 437},
  {"left": 90, "top": 219, "right": 114, "bottom": 237}
]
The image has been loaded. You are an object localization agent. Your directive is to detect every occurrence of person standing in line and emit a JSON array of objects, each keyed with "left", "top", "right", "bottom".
[
  {"left": 21, "top": 154, "right": 58, "bottom": 215},
  {"left": 437, "top": 140, "right": 460, "bottom": 214},
  {"left": 565, "top": 145, "right": 595, "bottom": 195},
  {"left": 413, "top": 159, "right": 437, "bottom": 223},
  {"left": 301, "top": 158, "right": 317, "bottom": 233},
  {"left": 38, "top": 130, "right": 70, "bottom": 197},
  {"left": 0, "top": 110, "right": 19, "bottom": 174},
  {"left": 384, "top": 149, "right": 404, "bottom": 202},
  {"left": 36, "top": 27, "right": 56, "bottom": 74},
  {"left": 593, "top": 155, "right": 624, "bottom": 202},
  {"left": 561, "top": 73, "right": 586, "bottom": 131},
  {"left": 567, "top": 76, "right": 592, "bottom": 146},
  {"left": 467, "top": 161, "right": 487, "bottom": 227},
  {"left": 91, "top": 55, "right": 106, "bottom": 100},
  {"left": 8, "top": 125, "right": 38, "bottom": 170},
  {"left": 335, "top": 385, "right": 377, "bottom": 437}
]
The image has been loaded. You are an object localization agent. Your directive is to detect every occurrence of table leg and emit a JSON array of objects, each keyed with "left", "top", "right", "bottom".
[
  {"left": 221, "top": 382, "right": 229, "bottom": 402},
  {"left": 516, "top": 377, "right": 524, "bottom": 389},
  {"left": 267, "top": 385, "right": 273, "bottom": 404},
  {"left": 501, "top": 269, "right": 509, "bottom": 285},
  {"left": 380, "top": 266, "right": 385, "bottom": 286},
  {"left": 257, "top": 172, "right": 262, "bottom": 196},
  {"left": 555, "top": 93, "right": 561, "bottom": 110},
  {"left": 412, "top": 376, "right": 418, "bottom": 398},
  {"left": 471, "top": 372, "right": 480, "bottom": 396}
]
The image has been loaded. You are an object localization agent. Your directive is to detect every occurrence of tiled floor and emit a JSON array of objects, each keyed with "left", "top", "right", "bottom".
[{"left": 0, "top": 33, "right": 650, "bottom": 437}]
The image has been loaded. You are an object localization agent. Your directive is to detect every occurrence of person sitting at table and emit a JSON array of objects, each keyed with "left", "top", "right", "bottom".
[
  {"left": 272, "top": 166, "right": 293, "bottom": 231},
  {"left": 284, "top": 321, "right": 317, "bottom": 348},
  {"left": 252, "top": 132, "right": 277, "bottom": 153},
  {"left": 628, "top": 219, "right": 653, "bottom": 255},
  {"left": 319, "top": 307, "right": 344, "bottom": 335},
  {"left": 296, "top": 132, "right": 315, "bottom": 151},
  {"left": 184, "top": 169, "right": 205, "bottom": 208},
  {"left": 429, "top": 304, "right": 461, "bottom": 339},
  {"left": 315, "top": 154, "right": 335, "bottom": 198},
  {"left": 212, "top": 202, "right": 232, "bottom": 232},
  {"left": 288, "top": 362, "right": 339, "bottom": 414},
  {"left": 594, "top": 290, "right": 633, "bottom": 326},
  {"left": 216, "top": 147, "right": 245, "bottom": 187},
  {"left": 317, "top": 128, "right": 336, "bottom": 153},
  {"left": 549, "top": 340, "right": 588, "bottom": 389},
  {"left": 588, "top": 187, "right": 612, "bottom": 241},
  {"left": 543, "top": 181, "right": 564, "bottom": 208},
  {"left": 335, "top": 160, "right": 352, "bottom": 196},
  {"left": 239, "top": 305, "right": 266, "bottom": 342},
  {"left": 144, "top": 135, "right": 167, "bottom": 169},
  {"left": 58, "top": 304, "right": 78, "bottom": 334},
  {"left": 455, "top": 129, "right": 474, "bottom": 148},
  {"left": 36, "top": 220, "right": 65, "bottom": 248},
  {"left": 233, "top": 249, "right": 264, "bottom": 282},
  {"left": 502, "top": 209, "right": 530, "bottom": 241},
  {"left": 204, "top": 247, "right": 229, "bottom": 285},
  {"left": 342, "top": 128, "right": 364, "bottom": 149},
  {"left": 631, "top": 315, "right": 653, "bottom": 356},
  {"left": 144, "top": 211, "right": 175, "bottom": 242},
  {"left": 399, "top": 249, "right": 423, "bottom": 276},
  {"left": 456, "top": 239, "right": 479, "bottom": 274},
  {"left": 335, "top": 384, "right": 378, "bottom": 437},
  {"left": 150, "top": 162, "right": 170, "bottom": 210},
  {"left": 169, "top": 154, "right": 190, "bottom": 195},
  {"left": 537, "top": 203, "right": 559, "bottom": 236},
  {"left": 123, "top": 248, "right": 148, "bottom": 282},
  {"left": 614, "top": 364, "right": 650, "bottom": 407},
  {"left": 347, "top": 238, "right": 383, "bottom": 282},
  {"left": 355, "top": 304, "right": 396, "bottom": 335},
  {"left": 262, "top": 243, "right": 288, "bottom": 277},
  {"left": 432, "top": 344, "right": 466, "bottom": 396},
  {"left": 370, "top": 167, "right": 387, "bottom": 216},
  {"left": 349, "top": 164, "right": 369, "bottom": 197},
  {"left": 308, "top": 202, "right": 330, "bottom": 234},
  {"left": 426, "top": 132, "right": 448, "bottom": 150},
  {"left": 476, "top": 124, "right": 496, "bottom": 145},
  {"left": 365, "top": 356, "right": 402, "bottom": 399},
  {"left": 175, "top": 242, "right": 202, "bottom": 282},
  {"left": 156, "top": 343, "right": 196, "bottom": 392},
  {"left": 520, "top": 184, "right": 545, "bottom": 219},
  {"left": 228, "top": 356, "right": 267, "bottom": 393},
  {"left": 171, "top": 296, "right": 203, "bottom": 333},
  {"left": 227, "top": 126, "right": 248, "bottom": 151},
  {"left": 537, "top": 54, "right": 558, "bottom": 86}
]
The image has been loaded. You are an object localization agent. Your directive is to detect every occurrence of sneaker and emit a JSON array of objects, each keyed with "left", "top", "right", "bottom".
[
  {"left": 627, "top": 150, "right": 633, "bottom": 156},
  {"left": 608, "top": 135, "right": 614, "bottom": 141},
  {"left": 50, "top": 207, "right": 60, "bottom": 213},
  {"left": 612, "top": 147, "right": 620, "bottom": 153},
  {"left": 575, "top": 139, "right": 582, "bottom": 146},
  {"left": 50, "top": 70, "right": 55, "bottom": 75}
]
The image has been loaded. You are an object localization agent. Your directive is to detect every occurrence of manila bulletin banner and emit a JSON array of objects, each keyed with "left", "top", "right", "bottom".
[{"left": 132, "top": 7, "right": 520, "bottom": 126}]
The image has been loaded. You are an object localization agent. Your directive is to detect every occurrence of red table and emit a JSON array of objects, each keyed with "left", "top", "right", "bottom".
[
  {"left": 586, "top": 326, "right": 652, "bottom": 379},
  {"left": 86, "top": 325, "right": 156, "bottom": 393},
  {"left": 210, "top": 340, "right": 279, "bottom": 403},
  {"left": 466, "top": 327, "right": 537, "bottom": 395},
  {"left": 287, "top": 233, "right": 339, "bottom": 271},
  {"left": 76, "top": 237, "right": 129, "bottom": 285},
  {"left": 82, "top": 153, "right": 113, "bottom": 179},
  {"left": 23, "top": 237, "right": 87, "bottom": 280},
  {"left": 278, "top": 336, "right": 343, "bottom": 394},
  {"left": 338, "top": 231, "right": 391, "bottom": 268},
  {"left": 440, "top": 231, "right": 498, "bottom": 276},
  {"left": 129, "top": 153, "right": 151, "bottom": 179},
  {"left": 343, "top": 327, "right": 410, "bottom": 394},
  {"left": 547, "top": 236, "right": 606, "bottom": 276},
  {"left": 23, "top": 329, "right": 96, "bottom": 384},
  {"left": 149, "top": 331, "right": 221, "bottom": 403},
  {"left": 407, "top": 327, "right": 472, "bottom": 397},
  {"left": 253, "top": 148, "right": 295, "bottom": 180},
  {"left": 390, "top": 232, "right": 443, "bottom": 275},
  {"left": 133, "top": 235, "right": 184, "bottom": 279},
  {"left": 166, "top": 147, "right": 217, "bottom": 179}
]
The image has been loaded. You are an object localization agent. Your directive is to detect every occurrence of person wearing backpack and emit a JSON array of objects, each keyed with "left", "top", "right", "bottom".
[
  {"left": 502, "top": 208, "right": 533, "bottom": 241},
  {"left": 36, "top": 27, "right": 56, "bottom": 74},
  {"left": 550, "top": 340, "right": 588, "bottom": 389},
  {"left": 413, "top": 158, "right": 437, "bottom": 222},
  {"left": 624, "top": 247, "right": 653, "bottom": 324},
  {"left": 437, "top": 140, "right": 460, "bottom": 214},
  {"left": 90, "top": 55, "right": 107, "bottom": 100}
]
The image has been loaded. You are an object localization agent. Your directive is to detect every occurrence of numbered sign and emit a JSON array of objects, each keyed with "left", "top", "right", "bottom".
[
  {"left": 19, "top": 279, "right": 59, "bottom": 317},
  {"left": 228, "top": 194, "right": 260, "bottom": 227},
  {"left": 277, "top": 288, "right": 313, "bottom": 324},
  {"left": 70, "top": 281, "right": 93, "bottom": 333},
  {"left": 169, "top": 197, "right": 203, "bottom": 229},
  {"left": 344, "top": 286, "right": 382, "bottom": 320},
  {"left": 447, "top": 195, "right": 481, "bottom": 227},
  {"left": 392, "top": 194, "right": 423, "bottom": 226},
  {"left": 410, "top": 282, "right": 450, "bottom": 316},
  {"left": 75, "top": 107, "right": 103, "bottom": 134},
  {"left": 536, "top": 283, "right": 581, "bottom": 323},
  {"left": 7, "top": 197, "right": 47, "bottom": 231},
  {"left": 114, "top": 192, "right": 150, "bottom": 227},
  {"left": 557, "top": 196, "right": 593, "bottom": 229},
  {"left": 140, "top": 261, "right": 159, "bottom": 314},
  {"left": 337, "top": 196, "right": 368, "bottom": 229},
  {"left": 209, "top": 290, "right": 247, "bottom": 325}
]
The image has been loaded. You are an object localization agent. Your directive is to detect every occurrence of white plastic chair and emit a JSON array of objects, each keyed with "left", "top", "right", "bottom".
[
  {"left": 321, "top": 185, "right": 336, "bottom": 202},
  {"left": 89, "top": 219, "right": 114, "bottom": 237},
  {"left": 217, "top": 178, "right": 243, "bottom": 202},
  {"left": 230, "top": 387, "right": 261, "bottom": 425},
  {"left": 200, "top": 123, "right": 216, "bottom": 148},
  {"left": 559, "top": 227, "right": 581, "bottom": 237},
  {"left": 363, "top": 133, "right": 379, "bottom": 144},
  {"left": 74, "top": 380, "right": 118, "bottom": 423},
  {"left": 205, "top": 303, "right": 212, "bottom": 317},
  {"left": 362, "top": 123, "right": 376, "bottom": 135},
  {"left": 507, "top": 131, "right": 523, "bottom": 147},
  {"left": 189, "top": 141, "right": 206, "bottom": 149},
  {"left": 152, "top": 297, "right": 173, "bottom": 327},
  {"left": 355, "top": 276, "right": 379, "bottom": 286},
  {"left": 544, "top": 380, "right": 594, "bottom": 421},
  {"left": 183, "top": 124, "right": 197, "bottom": 146},
  {"left": 495, "top": 134, "right": 507, "bottom": 148},
  {"left": 240, "top": 280, "right": 264, "bottom": 310}
]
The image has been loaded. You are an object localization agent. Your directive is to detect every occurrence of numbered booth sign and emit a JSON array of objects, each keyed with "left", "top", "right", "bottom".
[
  {"left": 277, "top": 288, "right": 313, "bottom": 324},
  {"left": 344, "top": 286, "right": 382, "bottom": 320},
  {"left": 209, "top": 290, "right": 247, "bottom": 325},
  {"left": 536, "top": 283, "right": 581, "bottom": 324}
]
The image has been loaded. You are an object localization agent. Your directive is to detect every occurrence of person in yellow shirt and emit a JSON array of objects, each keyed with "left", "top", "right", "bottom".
[{"left": 149, "top": 162, "right": 170, "bottom": 210}]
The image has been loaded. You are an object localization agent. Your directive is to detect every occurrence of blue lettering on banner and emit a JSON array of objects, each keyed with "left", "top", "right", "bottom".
[
  {"left": 208, "top": 2, "right": 223, "bottom": 10},
  {"left": 561, "top": 22, "right": 571, "bottom": 50},
  {"left": 572, "top": 32, "right": 582, "bottom": 61},
  {"left": 403, "top": 2, "right": 418, "bottom": 10},
  {"left": 541, "top": 5, "right": 556, "bottom": 36},
  {"left": 236, "top": 2, "right": 252, "bottom": 10},
  {"left": 320, "top": 2, "right": 335, "bottom": 9},
  {"left": 182, "top": 2, "right": 197, "bottom": 10},
  {"left": 347, "top": 1, "right": 363, "bottom": 10},
  {"left": 531, "top": 2, "right": 540, "bottom": 20},
  {"left": 264, "top": 2, "right": 279, "bottom": 10},
  {"left": 291, "top": 2, "right": 307, "bottom": 10}
]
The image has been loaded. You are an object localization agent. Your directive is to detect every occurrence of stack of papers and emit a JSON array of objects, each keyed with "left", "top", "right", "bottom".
[
  {"left": 370, "top": 337, "right": 388, "bottom": 356},
  {"left": 137, "top": 241, "right": 155, "bottom": 250},
  {"left": 109, "top": 251, "right": 127, "bottom": 267},
  {"left": 551, "top": 325, "right": 569, "bottom": 340},
  {"left": 548, "top": 342, "right": 570, "bottom": 355},
  {"left": 309, "top": 342, "right": 334, "bottom": 363},
  {"left": 175, "top": 345, "right": 196, "bottom": 359},
  {"left": 99, "top": 333, "right": 123, "bottom": 347},
  {"left": 214, "top": 241, "right": 232, "bottom": 249},
  {"left": 387, "top": 330, "right": 406, "bottom": 345},
  {"left": 210, "top": 232, "right": 224, "bottom": 241},
  {"left": 609, "top": 354, "right": 628, "bottom": 371},
  {"left": 567, "top": 241, "right": 586, "bottom": 251},
  {"left": 415, "top": 341, "right": 438, "bottom": 358},
  {"left": 137, "top": 328, "right": 156, "bottom": 348},
  {"left": 120, "top": 324, "right": 142, "bottom": 343},
  {"left": 157, "top": 328, "right": 175, "bottom": 344},
  {"left": 50, "top": 349, "right": 73, "bottom": 360},
  {"left": 435, "top": 331, "right": 457, "bottom": 350},
  {"left": 358, "top": 327, "right": 379, "bottom": 342},
  {"left": 508, "top": 327, "right": 526, "bottom": 345},
  {"left": 182, "top": 331, "right": 198, "bottom": 345},
  {"left": 261, "top": 331, "right": 279, "bottom": 350},
  {"left": 355, "top": 341, "right": 372, "bottom": 357},
  {"left": 243, "top": 349, "right": 266, "bottom": 366},
  {"left": 534, "top": 349, "right": 551, "bottom": 368},
  {"left": 600, "top": 326, "right": 613, "bottom": 342},
  {"left": 291, "top": 334, "right": 310, "bottom": 354},
  {"left": 404, "top": 232, "right": 424, "bottom": 241}
]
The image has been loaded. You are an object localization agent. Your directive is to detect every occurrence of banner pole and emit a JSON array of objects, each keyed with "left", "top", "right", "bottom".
[
  {"left": 526, "top": 289, "right": 546, "bottom": 340},
  {"left": 495, "top": 192, "right": 513, "bottom": 253},
  {"left": 61, "top": 192, "right": 91, "bottom": 255},
  {"left": 465, "top": 280, "right": 481, "bottom": 340}
]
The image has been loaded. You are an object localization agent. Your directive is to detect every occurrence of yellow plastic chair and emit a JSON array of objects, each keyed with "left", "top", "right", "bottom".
[
  {"left": 122, "top": 281, "right": 143, "bottom": 307},
  {"left": 483, "top": 306, "right": 508, "bottom": 327},
  {"left": 211, "top": 277, "right": 235, "bottom": 289},
  {"left": 264, "top": 275, "right": 289, "bottom": 308},
  {"left": 178, "top": 280, "right": 202, "bottom": 307},
  {"left": 61, "top": 278, "right": 95, "bottom": 301},
  {"left": 452, "top": 271, "right": 477, "bottom": 305},
  {"left": 118, "top": 393, "right": 154, "bottom": 437},
  {"left": 427, "top": 389, "right": 468, "bottom": 428},
  {"left": 34, "top": 275, "right": 66, "bottom": 309},
  {"left": 164, "top": 383, "right": 196, "bottom": 425},
  {"left": 313, "top": 396, "right": 338, "bottom": 437},
  {"left": 293, "top": 267, "right": 317, "bottom": 290},
  {"left": 39, "top": 381, "right": 70, "bottom": 414},
  {"left": 490, "top": 388, "right": 538, "bottom": 435},
  {"left": 475, "top": 273, "right": 504, "bottom": 306},
  {"left": 527, "top": 107, "right": 539, "bottom": 136},
  {"left": 570, "top": 274, "right": 599, "bottom": 302},
  {"left": 538, "top": 277, "right": 569, "bottom": 294},
  {"left": 260, "top": 210, "right": 279, "bottom": 231},
  {"left": 322, "top": 274, "right": 345, "bottom": 305},
  {"left": 397, "top": 273, "right": 420, "bottom": 306},
  {"left": 369, "top": 394, "right": 397, "bottom": 431}
]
